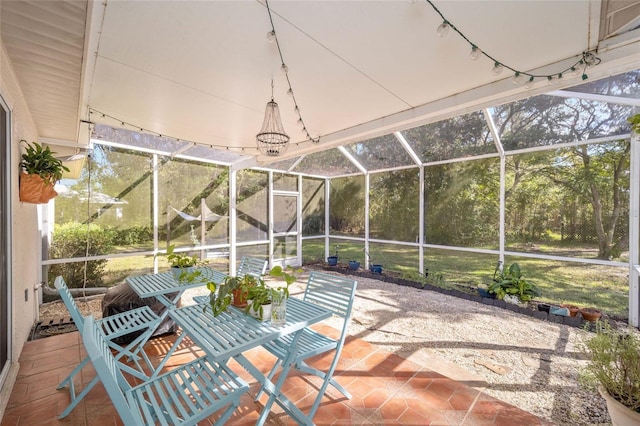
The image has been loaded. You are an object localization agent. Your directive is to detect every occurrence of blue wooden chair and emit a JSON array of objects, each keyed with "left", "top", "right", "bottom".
[
  {"left": 54, "top": 276, "right": 159, "bottom": 418},
  {"left": 81, "top": 315, "right": 249, "bottom": 426},
  {"left": 192, "top": 257, "right": 267, "bottom": 304},
  {"left": 237, "top": 256, "right": 268, "bottom": 278},
  {"left": 258, "top": 271, "right": 357, "bottom": 422}
]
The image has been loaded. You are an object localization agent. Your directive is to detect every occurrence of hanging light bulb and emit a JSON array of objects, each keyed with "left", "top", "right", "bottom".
[
  {"left": 470, "top": 45, "right": 482, "bottom": 61},
  {"left": 512, "top": 72, "right": 525, "bottom": 85},
  {"left": 297, "top": 118, "right": 304, "bottom": 128},
  {"left": 436, "top": 21, "right": 451, "bottom": 37},
  {"left": 557, "top": 73, "right": 563, "bottom": 84},
  {"left": 294, "top": 106, "right": 300, "bottom": 114},
  {"left": 281, "top": 63, "right": 288, "bottom": 73},
  {"left": 286, "top": 88, "right": 293, "bottom": 97},
  {"left": 547, "top": 76, "right": 557, "bottom": 86},
  {"left": 266, "top": 30, "right": 276, "bottom": 43},
  {"left": 524, "top": 76, "right": 535, "bottom": 89},
  {"left": 570, "top": 66, "right": 580, "bottom": 76},
  {"left": 491, "top": 62, "right": 504, "bottom": 75}
]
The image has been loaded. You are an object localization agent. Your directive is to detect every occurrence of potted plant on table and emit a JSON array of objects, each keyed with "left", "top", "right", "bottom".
[
  {"left": 245, "top": 280, "right": 280, "bottom": 321},
  {"left": 487, "top": 262, "right": 539, "bottom": 306},
  {"left": 580, "top": 322, "right": 640, "bottom": 425},
  {"left": 19, "top": 141, "right": 69, "bottom": 204},
  {"left": 160, "top": 244, "right": 201, "bottom": 281},
  {"left": 207, "top": 274, "right": 259, "bottom": 316}
]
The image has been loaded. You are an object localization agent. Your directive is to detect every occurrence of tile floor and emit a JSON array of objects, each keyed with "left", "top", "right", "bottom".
[{"left": 1, "top": 324, "right": 549, "bottom": 425}]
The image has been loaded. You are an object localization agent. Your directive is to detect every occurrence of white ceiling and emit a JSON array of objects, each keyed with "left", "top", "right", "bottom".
[{"left": 2, "top": 0, "right": 640, "bottom": 167}]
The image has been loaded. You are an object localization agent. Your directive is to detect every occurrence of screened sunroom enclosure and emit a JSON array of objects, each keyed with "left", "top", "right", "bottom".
[{"left": 43, "top": 71, "right": 639, "bottom": 326}]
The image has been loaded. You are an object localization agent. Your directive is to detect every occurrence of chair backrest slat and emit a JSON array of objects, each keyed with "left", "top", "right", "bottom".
[
  {"left": 304, "top": 271, "right": 357, "bottom": 320},
  {"left": 237, "top": 256, "right": 268, "bottom": 279},
  {"left": 54, "top": 276, "right": 85, "bottom": 328},
  {"left": 82, "top": 316, "right": 142, "bottom": 425}
]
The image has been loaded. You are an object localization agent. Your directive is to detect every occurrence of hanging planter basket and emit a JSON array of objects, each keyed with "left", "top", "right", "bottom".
[{"left": 19, "top": 173, "right": 58, "bottom": 204}]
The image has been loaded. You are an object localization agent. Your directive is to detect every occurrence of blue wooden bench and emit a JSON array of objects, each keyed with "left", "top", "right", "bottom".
[{"left": 82, "top": 315, "right": 249, "bottom": 425}]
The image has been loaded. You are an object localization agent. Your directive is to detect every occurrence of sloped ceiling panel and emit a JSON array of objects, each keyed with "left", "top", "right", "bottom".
[{"left": 0, "top": 0, "right": 87, "bottom": 142}]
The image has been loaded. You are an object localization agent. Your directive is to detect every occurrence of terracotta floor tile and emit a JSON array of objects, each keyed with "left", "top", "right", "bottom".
[{"left": 2, "top": 327, "right": 548, "bottom": 426}]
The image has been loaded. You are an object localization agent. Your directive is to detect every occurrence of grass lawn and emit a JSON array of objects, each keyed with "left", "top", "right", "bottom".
[
  {"left": 302, "top": 239, "right": 629, "bottom": 319},
  {"left": 50, "top": 239, "right": 629, "bottom": 319}
]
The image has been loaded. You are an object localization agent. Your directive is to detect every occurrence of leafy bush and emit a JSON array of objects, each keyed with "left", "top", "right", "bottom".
[
  {"left": 48, "top": 222, "right": 113, "bottom": 288},
  {"left": 108, "top": 225, "right": 153, "bottom": 245}
]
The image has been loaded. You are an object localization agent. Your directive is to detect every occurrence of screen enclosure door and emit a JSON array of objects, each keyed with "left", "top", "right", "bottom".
[{"left": 271, "top": 193, "right": 300, "bottom": 267}]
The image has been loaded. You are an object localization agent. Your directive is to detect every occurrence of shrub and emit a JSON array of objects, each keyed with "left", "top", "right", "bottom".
[{"left": 48, "top": 222, "right": 113, "bottom": 288}]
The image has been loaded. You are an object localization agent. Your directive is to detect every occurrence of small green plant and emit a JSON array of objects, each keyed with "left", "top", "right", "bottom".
[
  {"left": 580, "top": 322, "right": 640, "bottom": 413},
  {"left": 207, "top": 274, "right": 259, "bottom": 317},
  {"left": 269, "top": 265, "right": 302, "bottom": 287},
  {"left": 488, "top": 262, "right": 540, "bottom": 302},
  {"left": 244, "top": 280, "right": 280, "bottom": 319},
  {"left": 159, "top": 244, "right": 199, "bottom": 268},
  {"left": 19, "top": 141, "right": 69, "bottom": 184}
]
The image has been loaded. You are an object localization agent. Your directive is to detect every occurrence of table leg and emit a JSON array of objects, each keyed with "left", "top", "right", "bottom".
[{"left": 234, "top": 330, "right": 313, "bottom": 425}]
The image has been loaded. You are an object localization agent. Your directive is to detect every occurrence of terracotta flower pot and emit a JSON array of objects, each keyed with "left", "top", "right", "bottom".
[
  {"left": 232, "top": 288, "right": 248, "bottom": 307},
  {"left": 19, "top": 173, "right": 58, "bottom": 204},
  {"left": 580, "top": 307, "right": 602, "bottom": 322},
  {"left": 560, "top": 304, "right": 580, "bottom": 317}
]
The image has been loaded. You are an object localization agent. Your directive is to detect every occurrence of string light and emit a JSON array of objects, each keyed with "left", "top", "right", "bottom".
[
  {"left": 88, "top": 108, "right": 320, "bottom": 154},
  {"left": 425, "top": 0, "right": 601, "bottom": 89},
  {"left": 264, "top": 0, "right": 320, "bottom": 144},
  {"left": 469, "top": 45, "right": 482, "bottom": 61}
]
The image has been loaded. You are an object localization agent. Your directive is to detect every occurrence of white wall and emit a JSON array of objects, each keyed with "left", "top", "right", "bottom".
[{"left": 0, "top": 40, "right": 41, "bottom": 362}]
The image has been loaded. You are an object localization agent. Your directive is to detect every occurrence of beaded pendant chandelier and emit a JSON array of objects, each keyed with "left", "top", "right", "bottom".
[{"left": 256, "top": 81, "right": 289, "bottom": 156}]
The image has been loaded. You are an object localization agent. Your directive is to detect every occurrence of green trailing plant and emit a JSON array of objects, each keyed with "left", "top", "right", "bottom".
[
  {"left": 488, "top": 262, "right": 540, "bottom": 302},
  {"left": 269, "top": 265, "right": 302, "bottom": 288},
  {"left": 244, "top": 280, "right": 281, "bottom": 320},
  {"left": 162, "top": 244, "right": 199, "bottom": 268},
  {"left": 580, "top": 322, "right": 640, "bottom": 413},
  {"left": 208, "top": 274, "right": 259, "bottom": 317},
  {"left": 19, "top": 141, "right": 69, "bottom": 184}
]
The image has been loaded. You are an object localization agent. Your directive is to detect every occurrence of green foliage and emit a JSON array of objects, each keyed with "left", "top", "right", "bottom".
[
  {"left": 628, "top": 114, "right": 640, "bottom": 134},
  {"left": 244, "top": 281, "right": 284, "bottom": 320},
  {"left": 108, "top": 226, "right": 153, "bottom": 245},
  {"left": 48, "top": 222, "right": 113, "bottom": 288},
  {"left": 160, "top": 244, "right": 199, "bottom": 268},
  {"left": 208, "top": 274, "right": 260, "bottom": 317},
  {"left": 488, "top": 262, "right": 540, "bottom": 302},
  {"left": 580, "top": 323, "right": 640, "bottom": 413},
  {"left": 269, "top": 265, "right": 302, "bottom": 286},
  {"left": 19, "top": 141, "right": 69, "bottom": 184}
]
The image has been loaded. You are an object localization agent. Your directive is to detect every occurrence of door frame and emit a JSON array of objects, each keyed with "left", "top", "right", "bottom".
[
  {"left": 270, "top": 189, "right": 301, "bottom": 268},
  {"left": 0, "top": 93, "right": 13, "bottom": 387}
]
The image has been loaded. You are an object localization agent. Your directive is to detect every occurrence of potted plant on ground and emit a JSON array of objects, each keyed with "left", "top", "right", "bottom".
[
  {"left": 580, "top": 322, "right": 640, "bottom": 425},
  {"left": 487, "top": 262, "right": 539, "bottom": 306},
  {"left": 327, "top": 245, "right": 339, "bottom": 266},
  {"left": 19, "top": 141, "right": 69, "bottom": 204}
]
